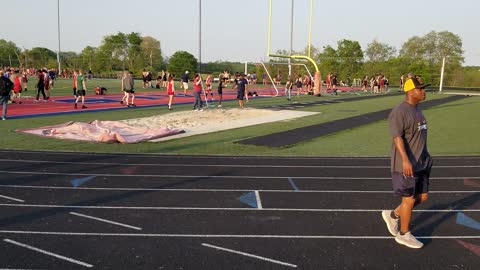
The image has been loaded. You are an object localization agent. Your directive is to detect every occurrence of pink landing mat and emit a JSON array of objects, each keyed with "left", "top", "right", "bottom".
[{"left": 18, "top": 120, "right": 185, "bottom": 143}]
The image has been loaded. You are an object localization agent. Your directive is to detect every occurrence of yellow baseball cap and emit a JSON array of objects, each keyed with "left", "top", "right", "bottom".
[{"left": 404, "top": 76, "right": 430, "bottom": 92}]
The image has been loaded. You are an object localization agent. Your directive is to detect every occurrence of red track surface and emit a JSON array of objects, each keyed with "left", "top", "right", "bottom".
[
  {"left": 8, "top": 86, "right": 360, "bottom": 119},
  {"left": 8, "top": 88, "right": 279, "bottom": 119}
]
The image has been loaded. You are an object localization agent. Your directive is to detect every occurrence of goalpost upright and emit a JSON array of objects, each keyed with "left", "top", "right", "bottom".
[{"left": 267, "top": 0, "right": 323, "bottom": 96}]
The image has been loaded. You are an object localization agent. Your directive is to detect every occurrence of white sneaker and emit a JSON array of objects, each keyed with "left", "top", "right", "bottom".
[
  {"left": 218, "top": 105, "right": 222, "bottom": 108},
  {"left": 395, "top": 231, "right": 424, "bottom": 249},
  {"left": 382, "top": 210, "right": 399, "bottom": 236}
]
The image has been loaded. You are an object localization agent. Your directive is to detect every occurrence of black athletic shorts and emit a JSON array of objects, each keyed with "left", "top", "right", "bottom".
[
  {"left": 391, "top": 170, "right": 430, "bottom": 197},
  {"left": 77, "top": 90, "right": 86, "bottom": 96},
  {"left": 124, "top": 90, "right": 135, "bottom": 94},
  {"left": 237, "top": 91, "right": 245, "bottom": 100},
  {"left": 217, "top": 88, "right": 223, "bottom": 95}
]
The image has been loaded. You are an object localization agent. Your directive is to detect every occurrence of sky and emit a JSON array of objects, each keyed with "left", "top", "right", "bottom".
[{"left": 2, "top": 0, "right": 479, "bottom": 66}]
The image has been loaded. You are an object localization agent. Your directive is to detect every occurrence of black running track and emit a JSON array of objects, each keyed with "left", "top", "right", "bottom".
[{"left": 0, "top": 150, "right": 478, "bottom": 269}]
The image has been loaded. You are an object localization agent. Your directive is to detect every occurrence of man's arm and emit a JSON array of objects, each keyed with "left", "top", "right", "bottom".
[{"left": 393, "top": 136, "right": 413, "bottom": 177}]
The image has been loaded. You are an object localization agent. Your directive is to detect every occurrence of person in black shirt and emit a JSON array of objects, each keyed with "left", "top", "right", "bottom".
[
  {"left": 35, "top": 70, "right": 47, "bottom": 102},
  {"left": 234, "top": 73, "right": 248, "bottom": 108}
]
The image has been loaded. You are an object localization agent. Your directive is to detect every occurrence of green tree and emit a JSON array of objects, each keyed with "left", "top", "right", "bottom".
[
  {"left": 167, "top": 51, "right": 198, "bottom": 77},
  {"left": 400, "top": 31, "right": 464, "bottom": 85},
  {"left": 27, "top": 47, "right": 57, "bottom": 68},
  {"left": 80, "top": 46, "right": 97, "bottom": 71},
  {"left": 0, "top": 39, "right": 22, "bottom": 67},
  {"left": 336, "top": 39, "right": 364, "bottom": 79},
  {"left": 365, "top": 39, "right": 396, "bottom": 63},
  {"left": 317, "top": 45, "right": 339, "bottom": 76},
  {"left": 141, "top": 36, "right": 163, "bottom": 71}
]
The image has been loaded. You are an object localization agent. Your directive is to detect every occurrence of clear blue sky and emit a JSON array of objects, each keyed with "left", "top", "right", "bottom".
[{"left": 2, "top": 0, "right": 479, "bottom": 66}]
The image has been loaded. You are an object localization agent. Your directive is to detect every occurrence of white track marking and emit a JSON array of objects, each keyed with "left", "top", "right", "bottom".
[
  {"left": 0, "top": 170, "right": 478, "bottom": 180},
  {"left": 3, "top": 239, "right": 93, "bottom": 268},
  {"left": 69, "top": 212, "right": 142, "bottom": 231},
  {"left": 0, "top": 184, "right": 478, "bottom": 193},
  {"left": 255, "top": 191, "right": 263, "bottom": 209},
  {"left": 202, "top": 243, "right": 297, "bottom": 268},
  {"left": 0, "top": 158, "right": 478, "bottom": 168},
  {"left": 1, "top": 203, "right": 479, "bottom": 212},
  {"left": 0, "top": 195, "right": 24, "bottom": 203},
  {"left": 1, "top": 231, "right": 479, "bottom": 239},
  {"left": 0, "top": 150, "right": 478, "bottom": 161}
]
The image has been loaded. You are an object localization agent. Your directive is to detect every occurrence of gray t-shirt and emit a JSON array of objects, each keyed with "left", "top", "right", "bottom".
[
  {"left": 388, "top": 101, "right": 431, "bottom": 173},
  {"left": 122, "top": 74, "right": 134, "bottom": 91}
]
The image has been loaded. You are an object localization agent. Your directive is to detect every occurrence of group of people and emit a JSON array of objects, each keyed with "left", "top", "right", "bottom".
[
  {"left": 360, "top": 74, "right": 390, "bottom": 94},
  {"left": 0, "top": 67, "right": 59, "bottom": 120}
]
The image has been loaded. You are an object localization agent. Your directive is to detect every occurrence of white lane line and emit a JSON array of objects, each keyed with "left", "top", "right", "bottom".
[
  {"left": 2, "top": 158, "right": 478, "bottom": 168},
  {"left": 0, "top": 170, "right": 478, "bottom": 180},
  {"left": 0, "top": 194, "right": 25, "bottom": 203},
  {"left": 202, "top": 243, "right": 297, "bottom": 268},
  {"left": 1, "top": 203, "right": 479, "bottom": 212},
  {"left": 69, "top": 212, "right": 142, "bottom": 231},
  {"left": 255, "top": 191, "right": 263, "bottom": 209},
  {"left": 1, "top": 231, "right": 480, "bottom": 239},
  {"left": 3, "top": 239, "right": 93, "bottom": 268},
  {"left": 1, "top": 184, "right": 478, "bottom": 193}
]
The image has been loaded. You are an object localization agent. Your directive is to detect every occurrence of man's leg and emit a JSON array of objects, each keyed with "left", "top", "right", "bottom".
[
  {"left": 1, "top": 97, "right": 8, "bottom": 119},
  {"left": 392, "top": 194, "right": 427, "bottom": 248}
]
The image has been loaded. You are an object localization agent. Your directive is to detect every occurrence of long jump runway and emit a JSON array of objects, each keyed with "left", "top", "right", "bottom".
[{"left": 0, "top": 151, "right": 478, "bottom": 269}]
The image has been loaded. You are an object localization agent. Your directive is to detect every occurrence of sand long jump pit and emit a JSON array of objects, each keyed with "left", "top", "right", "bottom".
[
  {"left": 125, "top": 108, "right": 319, "bottom": 142},
  {"left": 18, "top": 108, "right": 319, "bottom": 143}
]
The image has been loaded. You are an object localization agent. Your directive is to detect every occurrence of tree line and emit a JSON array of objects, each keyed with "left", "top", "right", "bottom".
[{"left": 0, "top": 30, "right": 478, "bottom": 87}]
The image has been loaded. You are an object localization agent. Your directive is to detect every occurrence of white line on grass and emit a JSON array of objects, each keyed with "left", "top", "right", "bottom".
[
  {"left": 0, "top": 194, "right": 25, "bottom": 203},
  {"left": 69, "top": 212, "right": 142, "bottom": 231},
  {"left": 255, "top": 191, "right": 263, "bottom": 209},
  {"left": 1, "top": 184, "right": 478, "bottom": 194},
  {"left": 1, "top": 203, "right": 479, "bottom": 212},
  {"left": 0, "top": 170, "right": 478, "bottom": 180},
  {"left": 1, "top": 231, "right": 479, "bottom": 240},
  {"left": 202, "top": 243, "right": 297, "bottom": 268},
  {"left": 3, "top": 239, "right": 93, "bottom": 268},
  {"left": 0, "top": 158, "right": 478, "bottom": 168}
]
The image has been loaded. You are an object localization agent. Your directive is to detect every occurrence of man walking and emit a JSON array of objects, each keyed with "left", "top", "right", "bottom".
[{"left": 382, "top": 76, "right": 432, "bottom": 249}]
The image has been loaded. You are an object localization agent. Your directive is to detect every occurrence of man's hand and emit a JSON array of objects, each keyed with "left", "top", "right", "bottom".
[{"left": 402, "top": 159, "right": 414, "bottom": 178}]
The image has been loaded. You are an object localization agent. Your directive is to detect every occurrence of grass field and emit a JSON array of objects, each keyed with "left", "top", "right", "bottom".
[{"left": 2, "top": 78, "right": 480, "bottom": 156}]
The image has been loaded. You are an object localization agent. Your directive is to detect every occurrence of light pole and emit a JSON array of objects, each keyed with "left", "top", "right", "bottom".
[
  {"left": 198, "top": 0, "right": 202, "bottom": 73},
  {"left": 288, "top": 0, "right": 294, "bottom": 78},
  {"left": 57, "top": 0, "right": 61, "bottom": 73}
]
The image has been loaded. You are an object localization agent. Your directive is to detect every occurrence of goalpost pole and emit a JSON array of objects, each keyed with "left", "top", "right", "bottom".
[{"left": 439, "top": 57, "right": 446, "bottom": 93}]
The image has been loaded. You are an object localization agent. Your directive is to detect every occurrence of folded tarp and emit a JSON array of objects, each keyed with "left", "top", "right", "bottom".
[{"left": 18, "top": 120, "right": 184, "bottom": 143}]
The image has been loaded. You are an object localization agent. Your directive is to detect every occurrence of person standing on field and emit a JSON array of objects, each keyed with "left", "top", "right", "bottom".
[
  {"left": 192, "top": 73, "right": 203, "bottom": 111},
  {"left": 167, "top": 74, "right": 175, "bottom": 110},
  {"left": 0, "top": 70, "right": 13, "bottom": 120},
  {"left": 73, "top": 70, "right": 88, "bottom": 109},
  {"left": 121, "top": 70, "right": 136, "bottom": 107},
  {"left": 234, "top": 73, "right": 248, "bottom": 108},
  {"left": 382, "top": 76, "right": 432, "bottom": 249}
]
